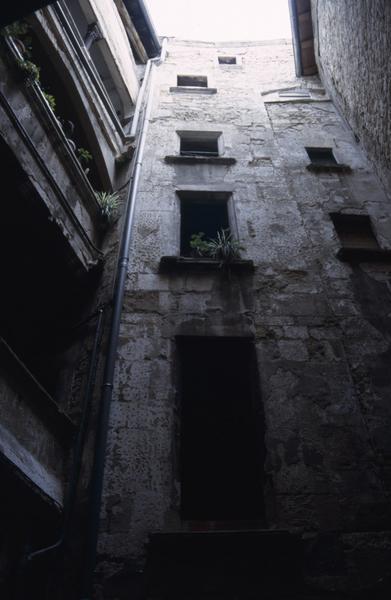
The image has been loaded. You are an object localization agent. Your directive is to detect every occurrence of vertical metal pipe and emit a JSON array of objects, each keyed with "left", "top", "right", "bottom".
[
  {"left": 26, "top": 306, "right": 107, "bottom": 564},
  {"left": 80, "top": 38, "right": 167, "bottom": 600},
  {"left": 63, "top": 307, "right": 106, "bottom": 532}
]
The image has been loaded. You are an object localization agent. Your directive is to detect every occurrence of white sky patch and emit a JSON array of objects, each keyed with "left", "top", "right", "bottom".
[{"left": 144, "top": 0, "right": 292, "bottom": 42}]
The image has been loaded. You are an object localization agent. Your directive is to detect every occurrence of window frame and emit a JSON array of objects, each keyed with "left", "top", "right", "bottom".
[
  {"left": 177, "top": 190, "right": 237, "bottom": 258},
  {"left": 177, "top": 75, "right": 208, "bottom": 88},
  {"left": 305, "top": 146, "right": 338, "bottom": 166},
  {"left": 330, "top": 213, "right": 380, "bottom": 251},
  {"left": 218, "top": 56, "right": 237, "bottom": 65},
  {"left": 177, "top": 130, "right": 223, "bottom": 158}
]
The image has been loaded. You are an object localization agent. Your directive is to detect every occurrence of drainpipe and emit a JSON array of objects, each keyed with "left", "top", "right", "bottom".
[
  {"left": 26, "top": 305, "right": 107, "bottom": 565},
  {"left": 80, "top": 37, "right": 168, "bottom": 600}
]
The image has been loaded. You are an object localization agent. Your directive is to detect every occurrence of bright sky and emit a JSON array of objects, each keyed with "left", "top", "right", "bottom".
[{"left": 144, "top": 0, "right": 292, "bottom": 42}]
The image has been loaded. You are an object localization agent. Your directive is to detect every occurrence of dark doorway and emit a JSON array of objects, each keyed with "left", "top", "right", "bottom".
[{"left": 178, "top": 337, "right": 265, "bottom": 523}]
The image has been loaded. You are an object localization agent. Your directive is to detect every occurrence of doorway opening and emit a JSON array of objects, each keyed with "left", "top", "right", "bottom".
[{"left": 178, "top": 337, "right": 265, "bottom": 525}]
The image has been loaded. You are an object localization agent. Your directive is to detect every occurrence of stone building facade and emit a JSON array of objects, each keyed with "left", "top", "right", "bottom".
[
  {"left": 290, "top": 0, "right": 391, "bottom": 199},
  {"left": 97, "top": 37, "right": 391, "bottom": 598},
  {"left": 311, "top": 0, "right": 391, "bottom": 195},
  {"left": 1, "top": 3, "right": 391, "bottom": 600}
]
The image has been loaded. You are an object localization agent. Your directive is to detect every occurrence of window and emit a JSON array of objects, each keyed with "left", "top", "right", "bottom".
[
  {"left": 178, "top": 131, "right": 221, "bottom": 157},
  {"left": 218, "top": 56, "right": 237, "bottom": 65},
  {"left": 330, "top": 213, "right": 380, "bottom": 250},
  {"left": 179, "top": 192, "right": 230, "bottom": 256},
  {"left": 306, "top": 147, "right": 337, "bottom": 166},
  {"left": 171, "top": 76, "right": 216, "bottom": 95},
  {"left": 66, "top": 0, "right": 133, "bottom": 121},
  {"left": 177, "top": 75, "right": 208, "bottom": 87}
]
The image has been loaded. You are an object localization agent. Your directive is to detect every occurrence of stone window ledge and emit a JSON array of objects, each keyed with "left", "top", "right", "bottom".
[
  {"left": 337, "top": 248, "right": 391, "bottom": 263},
  {"left": 159, "top": 256, "right": 254, "bottom": 273},
  {"left": 169, "top": 86, "right": 217, "bottom": 95},
  {"left": 165, "top": 155, "right": 236, "bottom": 166},
  {"left": 306, "top": 163, "right": 352, "bottom": 173}
]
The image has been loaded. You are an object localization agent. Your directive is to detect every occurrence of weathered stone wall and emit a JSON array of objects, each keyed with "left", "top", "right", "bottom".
[
  {"left": 311, "top": 0, "right": 391, "bottom": 194},
  {"left": 98, "top": 38, "right": 391, "bottom": 594}
]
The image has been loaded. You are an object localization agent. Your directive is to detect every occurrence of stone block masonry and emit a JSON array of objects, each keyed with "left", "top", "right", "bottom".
[
  {"left": 311, "top": 0, "right": 391, "bottom": 196},
  {"left": 97, "top": 38, "right": 391, "bottom": 598}
]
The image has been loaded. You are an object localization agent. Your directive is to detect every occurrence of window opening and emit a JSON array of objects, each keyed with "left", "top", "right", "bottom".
[
  {"left": 306, "top": 147, "right": 337, "bottom": 166},
  {"left": 177, "top": 75, "right": 208, "bottom": 87},
  {"left": 179, "top": 132, "right": 220, "bottom": 157},
  {"left": 180, "top": 193, "right": 230, "bottom": 256},
  {"left": 331, "top": 214, "right": 380, "bottom": 251},
  {"left": 67, "top": 0, "right": 129, "bottom": 121},
  {"left": 178, "top": 337, "right": 265, "bottom": 522},
  {"left": 89, "top": 42, "right": 124, "bottom": 118},
  {"left": 218, "top": 56, "right": 237, "bottom": 65}
]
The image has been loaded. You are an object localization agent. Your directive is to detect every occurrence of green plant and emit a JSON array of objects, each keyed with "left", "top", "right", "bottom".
[
  {"left": 77, "top": 147, "right": 93, "bottom": 165},
  {"left": 189, "top": 232, "right": 211, "bottom": 256},
  {"left": 2, "top": 20, "right": 33, "bottom": 59},
  {"left": 16, "top": 58, "right": 40, "bottom": 82},
  {"left": 95, "top": 191, "right": 120, "bottom": 224},
  {"left": 190, "top": 229, "right": 244, "bottom": 264},
  {"left": 42, "top": 91, "right": 56, "bottom": 112},
  {"left": 1, "top": 20, "right": 30, "bottom": 38}
]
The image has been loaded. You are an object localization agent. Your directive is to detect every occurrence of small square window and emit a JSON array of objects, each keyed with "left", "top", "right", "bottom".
[
  {"left": 218, "top": 56, "right": 237, "bottom": 65},
  {"left": 178, "top": 131, "right": 221, "bottom": 157},
  {"left": 177, "top": 75, "right": 208, "bottom": 87},
  {"left": 306, "top": 147, "right": 337, "bottom": 166},
  {"left": 180, "top": 192, "right": 230, "bottom": 256},
  {"left": 330, "top": 213, "right": 380, "bottom": 250}
]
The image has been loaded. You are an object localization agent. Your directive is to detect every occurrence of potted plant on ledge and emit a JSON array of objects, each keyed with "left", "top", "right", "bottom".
[
  {"left": 159, "top": 229, "right": 253, "bottom": 274},
  {"left": 190, "top": 229, "right": 244, "bottom": 266}
]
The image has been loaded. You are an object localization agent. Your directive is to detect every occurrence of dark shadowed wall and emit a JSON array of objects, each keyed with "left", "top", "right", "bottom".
[{"left": 312, "top": 0, "right": 391, "bottom": 194}]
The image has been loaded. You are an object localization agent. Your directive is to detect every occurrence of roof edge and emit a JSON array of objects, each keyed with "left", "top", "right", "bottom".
[{"left": 122, "top": 0, "right": 161, "bottom": 58}]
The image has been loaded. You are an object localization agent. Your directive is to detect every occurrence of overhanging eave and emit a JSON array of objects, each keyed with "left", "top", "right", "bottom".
[{"left": 288, "top": 0, "right": 317, "bottom": 77}]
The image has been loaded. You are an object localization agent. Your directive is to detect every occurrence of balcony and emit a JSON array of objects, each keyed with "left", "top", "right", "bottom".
[
  {"left": 0, "top": 38, "right": 103, "bottom": 272},
  {"left": 0, "top": 1, "right": 138, "bottom": 272}
]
